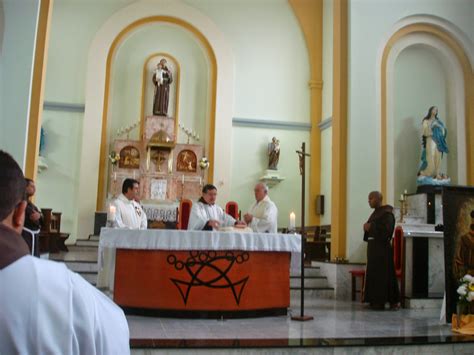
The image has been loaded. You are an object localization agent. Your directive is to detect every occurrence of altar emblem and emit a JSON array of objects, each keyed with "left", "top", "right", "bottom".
[{"left": 167, "top": 251, "right": 250, "bottom": 305}]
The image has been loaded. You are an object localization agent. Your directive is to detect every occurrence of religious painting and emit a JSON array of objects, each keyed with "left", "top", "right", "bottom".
[
  {"left": 443, "top": 186, "right": 474, "bottom": 322},
  {"left": 118, "top": 145, "right": 140, "bottom": 169},
  {"left": 177, "top": 149, "right": 197, "bottom": 172}
]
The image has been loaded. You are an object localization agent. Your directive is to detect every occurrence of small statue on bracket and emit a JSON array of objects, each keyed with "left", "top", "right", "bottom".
[{"left": 268, "top": 137, "right": 280, "bottom": 170}]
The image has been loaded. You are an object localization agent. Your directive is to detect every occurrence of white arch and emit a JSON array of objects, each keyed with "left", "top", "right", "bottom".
[
  {"left": 376, "top": 15, "right": 472, "bottom": 204},
  {"left": 76, "top": 0, "right": 234, "bottom": 240}
]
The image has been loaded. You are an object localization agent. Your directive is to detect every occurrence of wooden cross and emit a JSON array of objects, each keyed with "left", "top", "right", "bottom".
[{"left": 292, "top": 142, "right": 313, "bottom": 321}]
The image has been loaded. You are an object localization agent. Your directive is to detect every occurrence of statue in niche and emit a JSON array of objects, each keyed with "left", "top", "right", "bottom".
[
  {"left": 152, "top": 58, "right": 173, "bottom": 116},
  {"left": 119, "top": 145, "right": 140, "bottom": 169},
  {"left": 177, "top": 149, "right": 197, "bottom": 172},
  {"left": 267, "top": 137, "right": 280, "bottom": 170},
  {"left": 417, "top": 106, "right": 450, "bottom": 185}
]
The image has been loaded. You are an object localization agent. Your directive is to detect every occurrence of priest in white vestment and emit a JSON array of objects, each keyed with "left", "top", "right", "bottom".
[
  {"left": 188, "top": 184, "right": 245, "bottom": 230},
  {"left": 0, "top": 150, "right": 130, "bottom": 355},
  {"left": 244, "top": 183, "right": 278, "bottom": 233},
  {"left": 113, "top": 178, "right": 147, "bottom": 229}
]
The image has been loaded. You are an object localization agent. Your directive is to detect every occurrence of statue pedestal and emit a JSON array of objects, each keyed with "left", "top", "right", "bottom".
[{"left": 260, "top": 169, "right": 285, "bottom": 188}]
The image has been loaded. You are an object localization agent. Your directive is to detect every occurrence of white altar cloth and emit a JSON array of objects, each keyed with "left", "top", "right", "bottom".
[{"left": 97, "top": 228, "right": 301, "bottom": 292}]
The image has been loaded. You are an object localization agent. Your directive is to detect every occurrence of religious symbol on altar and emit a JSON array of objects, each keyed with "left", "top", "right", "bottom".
[
  {"left": 167, "top": 251, "right": 250, "bottom": 305},
  {"left": 177, "top": 149, "right": 197, "bottom": 172},
  {"left": 119, "top": 145, "right": 140, "bottom": 169}
]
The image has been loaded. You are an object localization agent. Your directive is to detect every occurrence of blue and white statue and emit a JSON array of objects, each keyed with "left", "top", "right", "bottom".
[{"left": 417, "top": 106, "right": 450, "bottom": 186}]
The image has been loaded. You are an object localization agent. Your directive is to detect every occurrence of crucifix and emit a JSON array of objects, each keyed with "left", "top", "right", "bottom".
[{"left": 291, "top": 142, "right": 314, "bottom": 322}]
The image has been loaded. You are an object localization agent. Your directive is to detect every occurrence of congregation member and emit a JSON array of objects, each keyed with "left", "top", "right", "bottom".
[
  {"left": 363, "top": 191, "right": 400, "bottom": 310},
  {"left": 0, "top": 150, "right": 130, "bottom": 354},
  {"left": 244, "top": 182, "right": 278, "bottom": 233},
  {"left": 113, "top": 178, "right": 147, "bottom": 229},
  {"left": 188, "top": 184, "right": 246, "bottom": 230},
  {"left": 21, "top": 178, "right": 43, "bottom": 256}
]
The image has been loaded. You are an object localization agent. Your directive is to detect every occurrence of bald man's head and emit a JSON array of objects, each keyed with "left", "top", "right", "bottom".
[{"left": 368, "top": 191, "right": 383, "bottom": 209}]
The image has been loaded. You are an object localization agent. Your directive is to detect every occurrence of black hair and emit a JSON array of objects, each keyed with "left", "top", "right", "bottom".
[
  {"left": 202, "top": 184, "right": 217, "bottom": 193},
  {"left": 0, "top": 151, "right": 26, "bottom": 221},
  {"left": 471, "top": 210, "right": 474, "bottom": 219},
  {"left": 422, "top": 106, "right": 438, "bottom": 121},
  {"left": 122, "top": 178, "right": 139, "bottom": 194}
]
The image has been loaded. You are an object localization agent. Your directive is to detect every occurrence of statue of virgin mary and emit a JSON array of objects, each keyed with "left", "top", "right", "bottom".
[{"left": 417, "top": 106, "right": 450, "bottom": 185}]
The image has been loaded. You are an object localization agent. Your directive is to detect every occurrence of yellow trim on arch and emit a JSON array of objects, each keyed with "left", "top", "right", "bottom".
[
  {"left": 381, "top": 23, "right": 474, "bottom": 198},
  {"left": 96, "top": 16, "right": 218, "bottom": 210},
  {"left": 25, "top": 0, "right": 53, "bottom": 180},
  {"left": 330, "top": 0, "right": 349, "bottom": 261}
]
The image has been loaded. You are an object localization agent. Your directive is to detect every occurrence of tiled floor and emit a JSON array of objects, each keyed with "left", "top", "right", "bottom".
[{"left": 127, "top": 298, "right": 453, "bottom": 340}]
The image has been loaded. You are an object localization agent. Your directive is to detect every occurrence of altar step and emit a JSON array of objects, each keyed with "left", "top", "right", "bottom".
[
  {"left": 290, "top": 287, "right": 335, "bottom": 299},
  {"left": 290, "top": 276, "right": 328, "bottom": 288},
  {"left": 75, "top": 239, "right": 100, "bottom": 247},
  {"left": 405, "top": 294, "right": 444, "bottom": 309}
]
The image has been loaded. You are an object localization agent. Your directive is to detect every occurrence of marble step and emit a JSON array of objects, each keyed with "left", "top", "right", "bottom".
[
  {"left": 290, "top": 287, "right": 335, "bottom": 300},
  {"left": 78, "top": 272, "right": 97, "bottom": 285},
  {"left": 76, "top": 240, "right": 100, "bottom": 247},
  {"left": 89, "top": 235, "right": 100, "bottom": 242},
  {"left": 62, "top": 261, "right": 99, "bottom": 273},
  {"left": 290, "top": 276, "right": 328, "bottom": 288},
  {"left": 67, "top": 245, "right": 98, "bottom": 253},
  {"left": 290, "top": 266, "right": 321, "bottom": 277}
]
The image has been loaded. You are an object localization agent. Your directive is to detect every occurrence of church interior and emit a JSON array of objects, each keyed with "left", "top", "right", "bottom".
[{"left": 1, "top": 0, "right": 474, "bottom": 353}]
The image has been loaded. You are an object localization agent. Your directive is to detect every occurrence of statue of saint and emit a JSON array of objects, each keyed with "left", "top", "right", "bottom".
[
  {"left": 418, "top": 106, "right": 449, "bottom": 181},
  {"left": 268, "top": 137, "right": 280, "bottom": 170},
  {"left": 152, "top": 59, "right": 173, "bottom": 116}
]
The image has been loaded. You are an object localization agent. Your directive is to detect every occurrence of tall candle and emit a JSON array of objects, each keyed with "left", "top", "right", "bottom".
[
  {"left": 400, "top": 194, "right": 404, "bottom": 201},
  {"left": 404, "top": 189, "right": 408, "bottom": 195},
  {"left": 108, "top": 205, "right": 116, "bottom": 221},
  {"left": 289, "top": 212, "right": 296, "bottom": 230},
  {"left": 182, "top": 175, "right": 185, "bottom": 184},
  {"left": 114, "top": 172, "right": 117, "bottom": 181}
]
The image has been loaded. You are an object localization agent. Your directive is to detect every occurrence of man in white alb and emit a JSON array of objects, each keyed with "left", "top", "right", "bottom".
[
  {"left": 244, "top": 183, "right": 278, "bottom": 233},
  {"left": 0, "top": 150, "right": 130, "bottom": 354},
  {"left": 188, "top": 184, "right": 246, "bottom": 230},
  {"left": 113, "top": 178, "right": 147, "bottom": 229}
]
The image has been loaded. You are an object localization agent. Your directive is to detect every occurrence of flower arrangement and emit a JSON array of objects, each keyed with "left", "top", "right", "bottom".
[
  {"left": 457, "top": 274, "right": 474, "bottom": 304},
  {"left": 199, "top": 157, "right": 209, "bottom": 170},
  {"left": 108, "top": 151, "right": 121, "bottom": 165}
]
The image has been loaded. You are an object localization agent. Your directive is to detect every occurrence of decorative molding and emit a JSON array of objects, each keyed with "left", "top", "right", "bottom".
[
  {"left": 232, "top": 118, "right": 311, "bottom": 131},
  {"left": 318, "top": 117, "right": 332, "bottom": 131},
  {"left": 43, "top": 101, "right": 85, "bottom": 113}
]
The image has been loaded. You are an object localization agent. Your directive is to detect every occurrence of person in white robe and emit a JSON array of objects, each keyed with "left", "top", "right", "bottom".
[
  {"left": 113, "top": 178, "right": 147, "bottom": 229},
  {"left": 0, "top": 150, "right": 130, "bottom": 355},
  {"left": 244, "top": 183, "right": 278, "bottom": 233},
  {"left": 188, "top": 184, "right": 245, "bottom": 230}
]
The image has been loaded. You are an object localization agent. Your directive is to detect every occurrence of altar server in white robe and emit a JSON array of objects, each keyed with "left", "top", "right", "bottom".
[
  {"left": 188, "top": 184, "right": 245, "bottom": 230},
  {"left": 244, "top": 183, "right": 278, "bottom": 233},
  {"left": 0, "top": 150, "right": 130, "bottom": 355},
  {"left": 113, "top": 178, "right": 147, "bottom": 229}
]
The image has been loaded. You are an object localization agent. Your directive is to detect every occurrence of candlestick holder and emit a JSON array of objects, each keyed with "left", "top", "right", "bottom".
[{"left": 399, "top": 195, "right": 408, "bottom": 223}]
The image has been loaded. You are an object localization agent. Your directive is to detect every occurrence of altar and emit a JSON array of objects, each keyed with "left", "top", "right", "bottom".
[{"left": 98, "top": 228, "right": 301, "bottom": 318}]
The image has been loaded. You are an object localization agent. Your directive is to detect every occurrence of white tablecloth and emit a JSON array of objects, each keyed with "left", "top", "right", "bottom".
[{"left": 97, "top": 228, "right": 301, "bottom": 292}]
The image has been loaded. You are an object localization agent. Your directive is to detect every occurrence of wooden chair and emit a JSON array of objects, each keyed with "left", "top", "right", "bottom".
[
  {"left": 177, "top": 199, "right": 193, "bottom": 230},
  {"left": 349, "top": 269, "right": 366, "bottom": 302},
  {"left": 225, "top": 201, "right": 239, "bottom": 220},
  {"left": 39, "top": 209, "right": 70, "bottom": 253}
]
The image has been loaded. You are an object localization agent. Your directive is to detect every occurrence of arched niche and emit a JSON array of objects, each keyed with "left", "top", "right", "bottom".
[
  {"left": 378, "top": 17, "right": 474, "bottom": 204},
  {"left": 76, "top": 0, "right": 234, "bottom": 241}
]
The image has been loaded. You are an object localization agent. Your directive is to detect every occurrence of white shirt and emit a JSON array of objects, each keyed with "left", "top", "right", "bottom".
[
  {"left": 0, "top": 256, "right": 130, "bottom": 354},
  {"left": 113, "top": 194, "right": 147, "bottom": 230},
  {"left": 247, "top": 195, "right": 278, "bottom": 233},
  {"left": 187, "top": 200, "right": 236, "bottom": 230}
]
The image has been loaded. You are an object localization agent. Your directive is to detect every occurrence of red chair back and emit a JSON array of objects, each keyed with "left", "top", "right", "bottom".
[
  {"left": 225, "top": 201, "right": 239, "bottom": 220},
  {"left": 178, "top": 199, "right": 193, "bottom": 230},
  {"left": 393, "top": 226, "right": 404, "bottom": 277}
]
